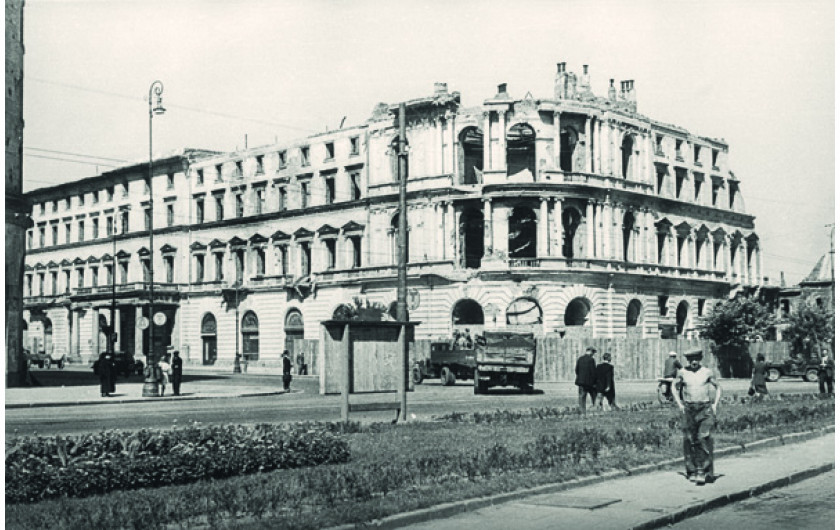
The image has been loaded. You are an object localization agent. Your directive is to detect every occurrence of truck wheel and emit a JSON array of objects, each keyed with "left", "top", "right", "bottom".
[
  {"left": 57, "top": 359, "right": 65, "bottom": 370},
  {"left": 766, "top": 368, "right": 781, "bottom": 382},
  {"left": 804, "top": 368, "right": 819, "bottom": 383},
  {"left": 44, "top": 358, "right": 51, "bottom": 369},
  {"left": 440, "top": 367, "right": 455, "bottom": 386},
  {"left": 412, "top": 366, "right": 424, "bottom": 385}
]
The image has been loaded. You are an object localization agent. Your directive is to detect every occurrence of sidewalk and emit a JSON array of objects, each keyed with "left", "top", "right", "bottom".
[
  {"left": 345, "top": 429, "right": 835, "bottom": 530},
  {"left": 5, "top": 365, "right": 316, "bottom": 409}
]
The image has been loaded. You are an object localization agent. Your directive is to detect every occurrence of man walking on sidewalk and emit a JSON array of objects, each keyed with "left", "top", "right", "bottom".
[
  {"left": 673, "top": 348, "right": 721, "bottom": 486},
  {"left": 575, "top": 346, "right": 597, "bottom": 414}
]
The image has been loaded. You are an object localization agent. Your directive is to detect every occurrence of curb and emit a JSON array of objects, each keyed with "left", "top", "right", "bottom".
[
  {"left": 327, "top": 426, "right": 835, "bottom": 530},
  {"left": 5, "top": 389, "right": 294, "bottom": 409}
]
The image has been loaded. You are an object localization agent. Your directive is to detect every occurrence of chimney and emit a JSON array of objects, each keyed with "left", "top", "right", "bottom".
[
  {"left": 497, "top": 83, "right": 508, "bottom": 97},
  {"left": 608, "top": 78, "right": 616, "bottom": 101},
  {"left": 434, "top": 82, "right": 448, "bottom": 96},
  {"left": 780, "top": 271, "right": 786, "bottom": 287},
  {"left": 580, "top": 64, "right": 591, "bottom": 91},
  {"left": 557, "top": 62, "right": 566, "bottom": 73},
  {"left": 626, "top": 79, "right": 636, "bottom": 103}
]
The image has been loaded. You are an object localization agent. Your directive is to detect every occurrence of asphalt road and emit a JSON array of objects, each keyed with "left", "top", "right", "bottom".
[
  {"left": 5, "top": 373, "right": 821, "bottom": 438},
  {"left": 672, "top": 470, "right": 835, "bottom": 530}
]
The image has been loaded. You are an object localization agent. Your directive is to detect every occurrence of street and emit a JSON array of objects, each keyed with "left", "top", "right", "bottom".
[
  {"left": 672, "top": 470, "right": 835, "bottom": 530},
  {"left": 5, "top": 366, "right": 824, "bottom": 437}
]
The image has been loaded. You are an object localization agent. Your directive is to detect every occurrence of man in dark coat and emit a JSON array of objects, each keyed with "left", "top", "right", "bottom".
[
  {"left": 595, "top": 352, "right": 618, "bottom": 411},
  {"left": 282, "top": 350, "right": 293, "bottom": 392},
  {"left": 98, "top": 351, "right": 116, "bottom": 397},
  {"left": 818, "top": 349, "right": 834, "bottom": 394},
  {"left": 575, "top": 346, "right": 597, "bottom": 413},
  {"left": 171, "top": 350, "right": 183, "bottom": 396}
]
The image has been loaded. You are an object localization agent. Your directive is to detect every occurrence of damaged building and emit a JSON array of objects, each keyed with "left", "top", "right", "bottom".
[{"left": 22, "top": 63, "right": 762, "bottom": 367}]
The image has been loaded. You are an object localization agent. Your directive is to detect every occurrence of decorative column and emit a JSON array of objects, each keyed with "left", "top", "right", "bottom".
[
  {"left": 602, "top": 200, "right": 612, "bottom": 260},
  {"left": 483, "top": 112, "right": 491, "bottom": 171},
  {"left": 584, "top": 116, "right": 592, "bottom": 173},
  {"left": 724, "top": 237, "right": 732, "bottom": 281},
  {"left": 499, "top": 110, "right": 507, "bottom": 172},
  {"left": 586, "top": 200, "right": 595, "bottom": 258},
  {"left": 448, "top": 112, "right": 457, "bottom": 182},
  {"left": 483, "top": 198, "right": 493, "bottom": 257},
  {"left": 447, "top": 201, "right": 457, "bottom": 265},
  {"left": 594, "top": 119, "right": 602, "bottom": 174},
  {"left": 645, "top": 132, "right": 653, "bottom": 184},
  {"left": 438, "top": 203, "right": 447, "bottom": 260},
  {"left": 554, "top": 112, "right": 562, "bottom": 169},
  {"left": 554, "top": 197, "right": 564, "bottom": 257},
  {"left": 741, "top": 242, "right": 749, "bottom": 284},
  {"left": 538, "top": 198, "right": 548, "bottom": 257},
  {"left": 756, "top": 244, "right": 763, "bottom": 285},
  {"left": 688, "top": 231, "right": 697, "bottom": 271}
]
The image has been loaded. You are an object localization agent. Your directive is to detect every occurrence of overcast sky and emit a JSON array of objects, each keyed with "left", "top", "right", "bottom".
[{"left": 21, "top": 0, "right": 835, "bottom": 284}]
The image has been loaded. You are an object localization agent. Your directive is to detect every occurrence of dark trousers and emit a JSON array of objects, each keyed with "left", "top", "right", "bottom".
[
  {"left": 596, "top": 390, "right": 617, "bottom": 410},
  {"left": 283, "top": 374, "right": 292, "bottom": 391},
  {"left": 577, "top": 385, "right": 596, "bottom": 413},
  {"left": 172, "top": 376, "right": 181, "bottom": 396},
  {"left": 819, "top": 373, "right": 833, "bottom": 394},
  {"left": 682, "top": 402, "right": 715, "bottom": 478}
]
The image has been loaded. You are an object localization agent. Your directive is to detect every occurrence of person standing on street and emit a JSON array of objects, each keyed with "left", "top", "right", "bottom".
[
  {"left": 595, "top": 352, "right": 618, "bottom": 411},
  {"left": 575, "top": 346, "right": 597, "bottom": 414},
  {"left": 818, "top": 349, "right": 834, "bottom": 394},
  {"left": 662, "top": 351, "right": 682, "bottom": 399},
  {"left": 673, "top": 348, "right": 721, "bottom": 486},
  {"left": 171, "top": 350, "right": 183, "bottom": 396},
  {"left": 98, "top": 350, "right": 116, "bottom": 397},
  {"left": 158, "top": 354, "right": 171, "bottom": 397},
  {"left": 282, "top": 350, "right": 293, "bottom": 392},
  {"left": 750, "top": 353, "right": 769, "bottom": 399},
  {"left": 296, "top": 351, "right": 305, "bottom": 375}
]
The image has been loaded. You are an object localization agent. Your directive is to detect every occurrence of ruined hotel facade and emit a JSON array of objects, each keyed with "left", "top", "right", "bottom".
[{"left": 22, "top": 63, "right": 762, "bottom": 367}]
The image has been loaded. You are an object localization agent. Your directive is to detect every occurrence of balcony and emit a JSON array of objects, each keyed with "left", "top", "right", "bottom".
[{"left": 544, "top": 171, "right": 653, "bottom": 194}]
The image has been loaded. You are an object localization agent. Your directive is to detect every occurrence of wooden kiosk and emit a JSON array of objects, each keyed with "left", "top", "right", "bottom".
[{"left": 320, "top": 320, "right": 416, "bottom": 422}]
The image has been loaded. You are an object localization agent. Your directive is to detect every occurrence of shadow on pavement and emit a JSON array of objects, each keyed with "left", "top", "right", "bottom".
[{"left": 25, "top": 370, "right": 234, "bottom": 388}]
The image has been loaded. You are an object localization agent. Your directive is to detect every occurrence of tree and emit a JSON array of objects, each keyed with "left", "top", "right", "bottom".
[
  {"left": 332, "top": 297, "right": 389, "bottom": 322},
  {"left": 782, "top": 305, "right": 834, "bottom": 358},
  {"left": 698, "top": 295, "right": 776, "bottom": 377}
]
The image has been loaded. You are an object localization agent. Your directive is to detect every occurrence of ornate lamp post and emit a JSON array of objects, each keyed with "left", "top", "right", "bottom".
[{"left": 142, "top": 81, "right": 166, "bottom": 397}]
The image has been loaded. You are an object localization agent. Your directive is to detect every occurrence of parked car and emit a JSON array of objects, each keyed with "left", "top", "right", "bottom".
[
  {"left": 92, "top": 352, "right": 144, "bottom": 377},
  {"left": 25, "top": 348, "right": 66, "bottom": 369},
  {"left": 765, "top": 357, "right": 820, "bottom": 383}
]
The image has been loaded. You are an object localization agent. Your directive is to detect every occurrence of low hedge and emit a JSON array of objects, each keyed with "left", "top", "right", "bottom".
[{"left": 6, "top": 423, "right": 350, "bottom": 504}]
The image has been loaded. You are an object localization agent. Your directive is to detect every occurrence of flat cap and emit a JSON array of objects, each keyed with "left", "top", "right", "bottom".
[{"left": 684, "top": 348, "right": 704, "bottom": 358}]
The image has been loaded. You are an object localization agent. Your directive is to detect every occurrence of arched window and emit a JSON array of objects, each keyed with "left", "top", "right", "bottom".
[
  {"left": 452, "top": 298, "right": 485, "bottom": 336},
  {"left": 508, "top": 206, "right": 537, "bottom": 259},
  {"left": 564, "top": 297, "right": 591, "bottom": 326},
  {"left": 460, "top": 207, "right": 484, "bottom": 268},
  {"left": 562, "top": 207, "right": 583, "bottom": 258},
  {"left": 201, "top": 313, "right": 217, "bottom": 365},
  {"left": 507, "top": 123, "right": 536, "bottom": 178},
  {"left": 285, "top": 309, "right": 304, "bottom": 358},
  {"left": 626, "top": 299, "right": 642, "bottom": 327},
  {"left": 506, "top": 297, "right": 543, "bottom": 326},
  {"left": 621, "top": 135, "right": 635, "bottom": 179},
  {"left": 242, "top": 310, "right": 260, "bottom": 361},
  {"left": 560, "top": 127, "right": 578, "bottom": 172},
  {"left": 676, "top": 301, "right": 690, "bottom": 335},
  {"left": 458, "top": 127, "right": 484, "bottom": 184},
  {"left": 622, "top": 211, "right": 636, "bottom": 262}
]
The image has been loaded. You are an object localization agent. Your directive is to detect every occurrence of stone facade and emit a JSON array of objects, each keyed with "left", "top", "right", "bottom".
[{"left": 22, "top": 63, "right": 762, "bottom": 368}]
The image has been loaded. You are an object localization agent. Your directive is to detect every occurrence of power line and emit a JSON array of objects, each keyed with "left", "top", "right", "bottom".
[
  {"left": 24, "top": 153, "right": 120, "bottom": 167},
  {"left": 25, "top": 147, "right": 128, "bottom": 163}
]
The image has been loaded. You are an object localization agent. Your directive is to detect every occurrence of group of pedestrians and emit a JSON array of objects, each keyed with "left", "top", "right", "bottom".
[
  {"left": 574, "top": 346, "right": 618, "bottom": 413},
  {"left": 97, "top": 349, "right": 183, "bottom": 398}
]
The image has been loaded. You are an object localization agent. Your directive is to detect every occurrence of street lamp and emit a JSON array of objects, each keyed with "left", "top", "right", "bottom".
[{"left": 142, "top": 80, "right": 166, "bottom": 397}]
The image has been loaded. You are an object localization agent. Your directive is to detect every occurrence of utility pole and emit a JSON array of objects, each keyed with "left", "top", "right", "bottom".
[
  {"left": 827, "top": 223, "right": 835, "bottom": 308},
  {"left": 396, "top": 102, "right": 408, "bottom": 422}
]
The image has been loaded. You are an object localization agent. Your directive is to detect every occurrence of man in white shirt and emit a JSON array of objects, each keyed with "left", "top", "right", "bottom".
[{"left": 673, "top": 348, "right": 721, "bottom": 486}]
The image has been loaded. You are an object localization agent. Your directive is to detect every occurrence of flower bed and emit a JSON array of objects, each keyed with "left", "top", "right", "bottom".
[{"left": 5, "top": 423, "right": 350, "bottom": 504}]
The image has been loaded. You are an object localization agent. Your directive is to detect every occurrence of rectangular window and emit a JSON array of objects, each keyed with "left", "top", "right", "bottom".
[
  {"left": 215, "top": 195, "right": 224, "bottom": 220},
  {"left": 39, "top": 273, "right": 45, "bottom": 296},
  {"left": 279, "top": 244, "right": 289, "bottom": 275},
  {"left": 92, "top": 190, "right": 99, "bottom": 204},
  {"left": 698, "top": 299, "right": 706, "bottom": 317},
  {"left": 197, "top": 168, "right": 204, "bottom": 184},
  {"left": 77, "top": 269, "right": 85, "bottom": 289},
  {"left": 255, "top": 248, "right": 265, "bottom": 276},
  {"left": 278, "top": 187, "right": 287, "bottom": 211},
  {"left": 214, "top": 253, "right": 224, "bottom": 281},
  {"left": 39, "top": 226, "right": 45, "bottom": 247},
  {"left": 52, "top": 200, "right": 58, "bottom": 212},
  {"left": 142, "top": 259, "right": 151, "bottom": 283},
  {"left": 235, "top": 250, "right": 244, "bottom": 283},
  {"left": 167, "top": 204, "right": 175, "bottom": 227},
  {"left": 350, "top": 172, "right": 361, "bottom": 200},
  {"left": 278, "top": 150, "right": 287, "bottom": 167},
  {"left": 195, "top": 254, "right": 205, "bottom": 283},
  {"left": 235, "top": 160, "right": 243, "bottom": 178},
  {"left": 106, "top": 186, "right": 114, "bottom": 201},
  {"left": 51, "top": 271, "right": 58, "bottom": 295},
  {"left": 91, "top": 267, "right": 98, "bottom": 288},
  {"left": 105, "top": 265, "right": 113, "bottom": 286},
  {"left": 167, "top": 172, "right": 175, "bottom": 189},
  {"left": 350, "top": 136, "right": 360, "bottom": 156},
  {"left": 300, "top": 242, "right": 311, "bottom": 276},
  {"left": 106, "top": 216, "right": 113, "bottom": 236},
  {"left": 711, "top": 150, "right": 720, "bottom": 169},
  {"left": 65, "top": 270, "right": 71, "bottom": 292},
  {"left": 694, "top": 145, "right": 702, "bottom": 165},
  {"left": 675, "top": 140, "right": 684, "bottom": 161},
  {"left": 300, "top": 181, "right": 310, "bottom": 208},
  {"left": 25, "top": 275, "right": 32, "bottom": 297},
  {"left": 351, "top": 236, "right": 362, "bottom": 268},
  {"left": 256, "top": 155, "right": 264, "bottom": 174},
  {"left": 122, "top": 182, "right": 129, "bottom": 197},
  {"left": 325, "top": 239, "right": 336, "bottom": 269},
  {"left": 26, "top": 230, "right": 32, "bottom": 250},
  {"left": 164, "top": 256, "right": 174, "bottom": 283},
  {"left": 655, "top": 135, "right": 663, "bottom": 155},
  {"left": 65, "top": 197, "right": 71, "bottom": 210},
  {"left": 235, "top": 193, "right": 244, "bottom": 218},
  {"left": 65, "top": 223, "right": 71, "bottom": 244},
  {"left": 121, "top": 211, "right": 130, "bottom": 233},
  {"left": 255, "top": 189, "right": 265, "bottom": 215},
  {"left": 325, "top": 142, "right": 335, "bottom": 160},
  {"left": 79, "top": 193, "right": 86, "bottom": 206},
  {"left": 216, "top": 164, "right": 223, "bottom": 181},
  {"left": 325, "top": 178, "right": 335, "bottom": 204},
  {"left": 196, "top": 198, "right": 205, "bottom": 223},
  {"left": 51, "top": 225, "right": 58, "bottom": 246},
  {"left": 40, "top": 203, "right": 46, "bottom": 215},
  {"left": 144, "top": 207, "right": 151, "bottom": 231},
  {"left": 78, "top": 221, "right": 85, "bottom": 242},
  {"left": 144, "top": 179, "right": 150, "bottom": 195},
  {"left": 119, "top": 262, "right": 128, "bottom": 285},
  {"left": 300, "top": 146, "right": 310, "bottom": 166},
  {"left": 92, "top": 218, "right": 99, "bottom": 239}
]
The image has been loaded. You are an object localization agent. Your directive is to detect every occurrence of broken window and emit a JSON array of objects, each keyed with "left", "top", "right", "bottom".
[
  {"left": 508, "top": 206, "right": 537, "bottom": 260},
  {"left": 460, "top": 206, "right": 484, "bottom": 269},
  {"left": 621, "top": 134, "right": 635, "bottom": 179},
  {"left": 256, "top": 155, "right": 264, "bottom": 174},
  {"left": 506, "top": 123, "right": 536, "bottom": 178},
  {"left": 622, "top": 211, "right": 636, "bottom": 261},
  {"left": 300, "top": 146, "right": 310, "bottom": 166},
  {"left": 562, "top": 207, "right": 582, "bottom": 259},
  {"left": 349, "top": 171, "right": 362, "bottom": 200},
  {"left": 350, "top": 136, "right": 360, "bottom": 156},
  {"left": 278, "top": 150, "right": 287, "bottom": 167},
  {"left": 458, "top": 127, "right": 484, "bottom": 184},
  {"left": 325, "top": 142, "right": 335, "bottom": 161}
]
